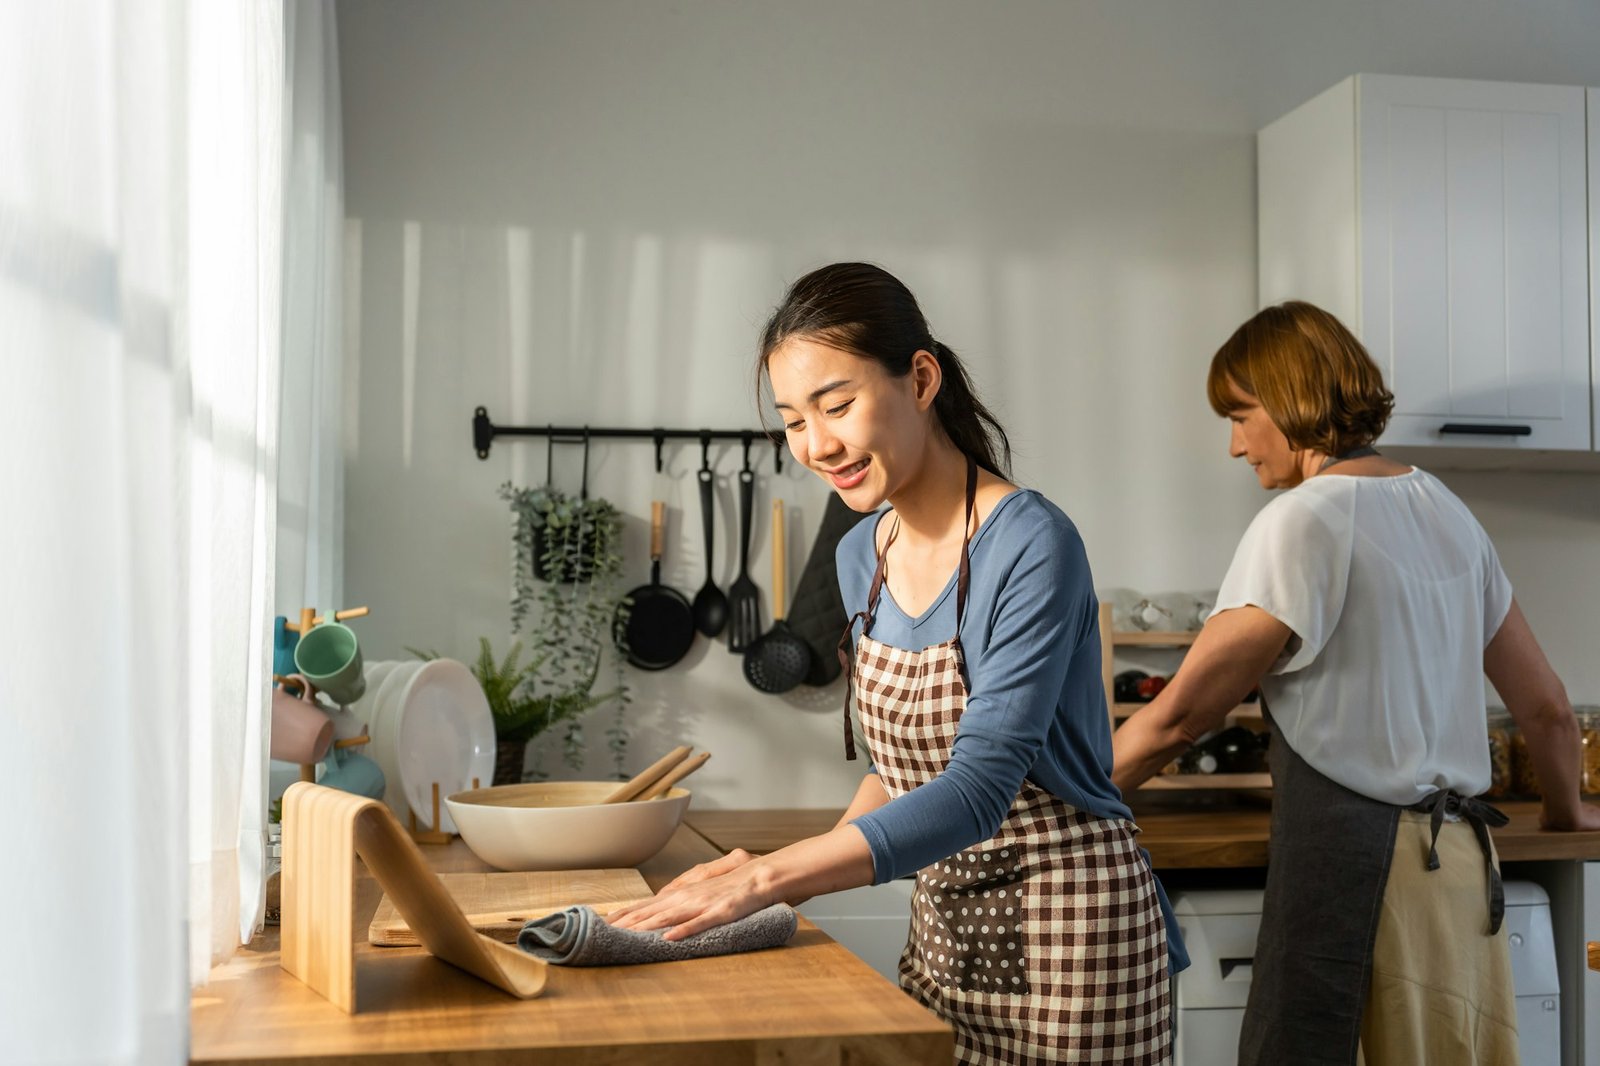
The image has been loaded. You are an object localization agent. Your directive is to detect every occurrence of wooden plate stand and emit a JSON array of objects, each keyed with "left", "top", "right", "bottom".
[
  {"left": 409, "top": 780, "right": 477, "bottom": 846},
  {"left": 279, "top": 781, "right": 547, "bottom": 1013}
]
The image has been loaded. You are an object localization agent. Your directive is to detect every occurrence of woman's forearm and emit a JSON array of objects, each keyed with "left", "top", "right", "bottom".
[
  {"left": 1484, "top": 601, "right": 1588, "bottom": 829},
  {"left": 747, "top": 824, "right": 877, "bottom": 907},
  {"left": 1111, "top": 606, "right": 1291, "bottom": 792},
  {"left": 836, "top": 772, "right": 891, "bottom": 829},
  {"left": 1518, "top": 700, "right": 1585, "bottom": 827},
  {"left": 1112, "top": 695, "right": 1203, "bottom": 792}
]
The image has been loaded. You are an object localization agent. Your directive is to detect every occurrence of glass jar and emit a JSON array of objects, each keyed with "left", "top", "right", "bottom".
[
  {"left": 1484, "top": 711, "right": 1513, "bottom": 800},
  {"left": 1578, "top": 707, "right": 1600, "bottom": 797},
  {"left": 264, "top": 823, "right": 283, "bottom": 926},
  {"left": 1509, "top": 727, "right": 1541, "bottom": 800}
]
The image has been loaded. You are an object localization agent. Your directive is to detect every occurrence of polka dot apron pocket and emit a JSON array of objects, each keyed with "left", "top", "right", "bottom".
[{"left": 914, "top": 847, "right": 1030, "bottom": 994}]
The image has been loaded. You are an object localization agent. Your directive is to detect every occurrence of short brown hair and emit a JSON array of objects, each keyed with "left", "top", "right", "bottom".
[{"left": 1207, "top": 301, "right": 1394, "bottom": 456}]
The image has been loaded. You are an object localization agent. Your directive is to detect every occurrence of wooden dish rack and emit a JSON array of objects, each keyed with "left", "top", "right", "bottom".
[{"left": 1098, "top": 602, "right": 1272, "bottom": 792}]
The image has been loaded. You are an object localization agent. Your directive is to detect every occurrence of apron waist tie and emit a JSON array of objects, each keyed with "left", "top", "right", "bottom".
[{"left": 1406, "top": 789, "right": 1509, "bottom": 935}]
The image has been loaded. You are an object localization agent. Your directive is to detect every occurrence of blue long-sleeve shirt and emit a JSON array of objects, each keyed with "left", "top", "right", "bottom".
[{"left": 842, "top": 489, "right": 1133, "bottom": 881}]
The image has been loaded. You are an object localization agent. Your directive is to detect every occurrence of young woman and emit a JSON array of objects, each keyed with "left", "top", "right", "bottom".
[
  {"left": 612, "top": 262, "right": 1185, "bottom": 1064},
  {"left": 1112, "top": 301, "right": 1600, "bottom": 1065}
]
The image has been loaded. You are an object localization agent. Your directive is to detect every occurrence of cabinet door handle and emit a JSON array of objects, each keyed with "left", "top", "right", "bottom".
[{"left": 1438, "top": 423, "right": 1532, "bottom": 437}]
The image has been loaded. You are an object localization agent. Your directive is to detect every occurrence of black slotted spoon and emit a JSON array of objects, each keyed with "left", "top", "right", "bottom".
[
  {"left": 726, "top": 446, "right": 761, "bottom": 652},
  {"left": 691, "top": 444, "right": 728, "bottom": 637},
  {"left": 743, "top": 498, "right": 812, "bottom": 693}
]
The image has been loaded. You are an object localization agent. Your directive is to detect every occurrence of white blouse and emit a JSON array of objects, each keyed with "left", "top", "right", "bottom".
[{"left": 1212, "top": 468, "right": 1512, "bottom": 805}]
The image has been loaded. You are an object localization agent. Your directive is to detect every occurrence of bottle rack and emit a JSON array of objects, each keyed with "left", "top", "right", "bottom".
[{"left": 1099, "top": 603, "right": 1272, "bottom": 792}]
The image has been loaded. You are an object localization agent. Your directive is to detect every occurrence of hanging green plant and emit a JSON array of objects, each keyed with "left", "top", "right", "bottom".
[
  {"left": 501, "top": 484, "right": 620, "bottom": 590},
  {"left": 490, "top": 480, "right": 632, "bottom": 779}
]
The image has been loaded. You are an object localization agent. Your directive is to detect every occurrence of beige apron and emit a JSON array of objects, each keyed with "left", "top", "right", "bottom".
[{"left": 838, "top": 459, "right": 1171, "bottom": 1065}]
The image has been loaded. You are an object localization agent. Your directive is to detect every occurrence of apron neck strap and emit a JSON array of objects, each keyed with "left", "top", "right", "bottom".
[
  {"left": 837, "top": 454, "right": 981, "bottom": 761},
  {"left": 954, "top": 455, "right": 976, "bottom": 636}
]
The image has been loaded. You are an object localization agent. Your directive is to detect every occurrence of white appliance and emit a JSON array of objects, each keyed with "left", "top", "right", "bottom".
[
  {"left": 1169, "top": 888, "right": 1262, "bottom": 1066},
  {"left": 1587, "top": 862, "right": 1599, "bottom": 1066},
  {"left": 798, "top": 878, "right": 914, "bottom": 983},
  {"left": 1169, "top": 882, "right": 1560, "bottom": 1066},
  {"left": 1505, "top": 881, "right": 1561, "bottom": 1065}
]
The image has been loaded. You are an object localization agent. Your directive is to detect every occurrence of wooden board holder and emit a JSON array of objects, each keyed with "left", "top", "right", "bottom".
[{"left": 279, "top": 781, "right": 547, "bottom": 1012}]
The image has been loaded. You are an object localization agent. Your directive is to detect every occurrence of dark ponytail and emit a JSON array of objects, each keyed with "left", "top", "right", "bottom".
[{"left": 758, "top": 262, "right": 1012, "bottom": 479}]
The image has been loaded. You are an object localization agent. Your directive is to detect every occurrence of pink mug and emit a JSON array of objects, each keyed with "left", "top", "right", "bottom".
[{"left": 270, "top": 674, "right": 335, "bottom": 764}]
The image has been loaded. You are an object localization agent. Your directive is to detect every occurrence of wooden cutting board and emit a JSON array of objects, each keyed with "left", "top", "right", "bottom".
[{"left": 368, "top": 868, "right": 652, "bottom": 946}]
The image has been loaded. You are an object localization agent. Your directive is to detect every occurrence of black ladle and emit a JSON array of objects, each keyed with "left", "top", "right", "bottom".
[{"left": 691, "top": 443, "right": 728, "bottom": 637}]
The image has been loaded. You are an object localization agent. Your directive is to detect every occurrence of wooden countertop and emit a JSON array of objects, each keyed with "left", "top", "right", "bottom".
[
  {"left": 189, "top": 823, "right": 951, "bottom": 1065},
  {"left": 686, "top": 802, "right": 1600, "bottom": 869}
]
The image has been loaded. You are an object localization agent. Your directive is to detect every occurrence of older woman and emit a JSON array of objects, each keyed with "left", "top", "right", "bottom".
[{"left": 1112, "top": 301, "right": 1600, "bottom": 1066}]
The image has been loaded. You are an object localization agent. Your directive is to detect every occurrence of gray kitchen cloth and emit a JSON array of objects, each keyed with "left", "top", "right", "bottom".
[{"left": 516, "top": 903, "right": 798, "bottom": 965}]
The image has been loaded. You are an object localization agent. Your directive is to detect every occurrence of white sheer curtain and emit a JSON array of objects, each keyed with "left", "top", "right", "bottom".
[
  {"left": 186, "top": 0, "right": 285, "bottom": 974},
  {"left": 1, "top": 2, "right": 287, "bottom": 1061},
  {"left": 278, "top": 0, "right": 345, "bottom": 618}
]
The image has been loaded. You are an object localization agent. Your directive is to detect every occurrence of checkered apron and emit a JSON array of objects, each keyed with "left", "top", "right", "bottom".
[{"left": 838, "top": 461, "right": 1172, "bottom": 1065}]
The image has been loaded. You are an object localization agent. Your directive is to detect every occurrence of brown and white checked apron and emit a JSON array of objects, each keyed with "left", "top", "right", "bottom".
[{"left": 838, "top": 459, "right": 1172, "bottom": 1065}]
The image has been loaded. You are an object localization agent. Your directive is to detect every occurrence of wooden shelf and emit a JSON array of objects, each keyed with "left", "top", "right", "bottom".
[
  {"left": 1112, "top": 702, "right": 1262, "bottom": 720},
  {"left": 1112, "top": 629, "right": 1199, "bottom": 647},
  {"left": 1140, "top": 772, "right": 1272, "bottom": 790}
]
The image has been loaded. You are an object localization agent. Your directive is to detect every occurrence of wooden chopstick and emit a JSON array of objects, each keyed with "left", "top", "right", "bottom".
[
  {"left": 602, "top": 746, "right": 692, "bottom": 804},
  {"left": 639, "top": 751, "right": 710, "bottom": 801}
]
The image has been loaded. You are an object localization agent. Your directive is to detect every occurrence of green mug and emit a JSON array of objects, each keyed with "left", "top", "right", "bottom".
[{"left": 293, "top": 620, "right": 366, "bottom": 706}]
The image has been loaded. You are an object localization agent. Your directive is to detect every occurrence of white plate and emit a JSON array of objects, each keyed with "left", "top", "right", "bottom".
[
  {"left": 343, "top": 660, "right": 400, "bottom": 733},
  {"left": 357, "top": 660, "right": 400, "bottom": 709},
  {"left": 395, "top": 659, "right": 496, "bottom": 833},
  {"left": 369, "top": 661, "right": 425, "bottom": 820}
]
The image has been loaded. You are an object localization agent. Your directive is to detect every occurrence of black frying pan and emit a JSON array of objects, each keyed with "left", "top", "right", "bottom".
[{"left": 616, "top": 500, "right": 695, "bottom": 670}]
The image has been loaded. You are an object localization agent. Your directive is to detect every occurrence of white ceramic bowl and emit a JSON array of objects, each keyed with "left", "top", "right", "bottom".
[{"left": 445, "top": 781, "right": 691, "bottom": 871}]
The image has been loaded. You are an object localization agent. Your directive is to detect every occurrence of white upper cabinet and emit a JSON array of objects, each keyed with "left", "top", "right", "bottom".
[
  {"left": 1259, "top": 75, "right": 1591, "bottom": 451},
  {"left": 1591, "top": 88, "right": 1600, "bottom": 454}
]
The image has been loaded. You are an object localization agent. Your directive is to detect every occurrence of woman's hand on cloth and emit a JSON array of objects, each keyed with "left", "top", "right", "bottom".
[
  {"left": 608, "top": 824, "right": 877, "bottom": 942},
  {"left": 608, "top": 860, "right": 776, "bottom": 941},
  {"left": 650, "top": 848, "right": 758, "bottom": 895}
]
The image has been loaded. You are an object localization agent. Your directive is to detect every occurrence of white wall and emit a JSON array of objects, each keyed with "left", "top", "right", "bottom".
[{"left": 335, "top": 0, "right": 1600, "bottom": 808}]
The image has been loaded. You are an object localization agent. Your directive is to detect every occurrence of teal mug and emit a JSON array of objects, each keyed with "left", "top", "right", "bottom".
[
  {"left": 272, "top": 616, "right": 298, "bottom": 678},
  {"left": 319, "top": 747, "right": 386, "bottom": 799},
  {"left": 293, "top": 620, "right": 365, "bottom": 706}
]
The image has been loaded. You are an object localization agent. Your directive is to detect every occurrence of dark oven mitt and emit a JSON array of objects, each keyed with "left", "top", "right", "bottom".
[
  {"left": 785, "top": 493, "right": 866, "bottom": 685},
  {"left": 517, "top": 903, "right": 797, "bottom": 965}
]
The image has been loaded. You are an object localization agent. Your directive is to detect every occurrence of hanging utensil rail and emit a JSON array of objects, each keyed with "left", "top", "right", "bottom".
[{"left": 472, "top": 406, "right": 785, "bottom": 470}]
